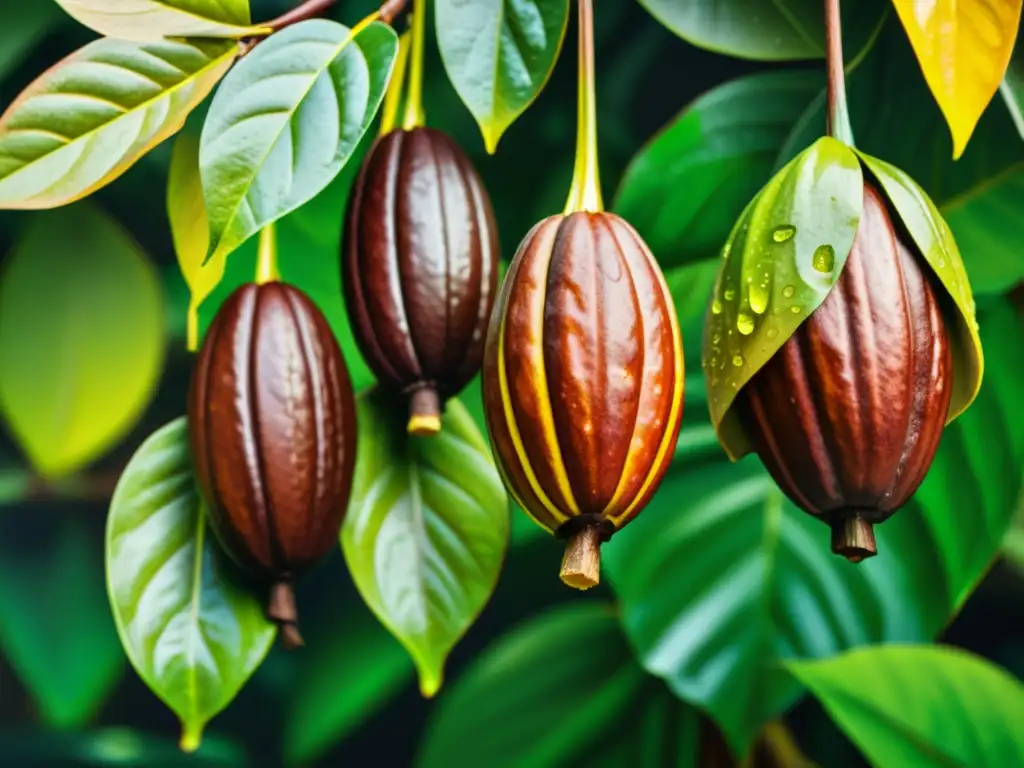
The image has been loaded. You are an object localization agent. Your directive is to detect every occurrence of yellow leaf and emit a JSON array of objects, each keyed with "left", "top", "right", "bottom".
[{"left": 892, "top": 0, "right": 1023, "bottom": 158}]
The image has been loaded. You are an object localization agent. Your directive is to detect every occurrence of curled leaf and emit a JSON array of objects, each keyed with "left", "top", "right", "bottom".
[{"left": 54, "top": 0, "right": 266, "bottom": 42}]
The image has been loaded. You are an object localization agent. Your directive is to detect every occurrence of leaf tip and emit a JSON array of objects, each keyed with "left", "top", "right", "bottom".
[
  {"left": 179, "top": 725, "right": 203, "bottom": 753},
  {"left": 418, "top": 667, "right": 443, "bottom": 698},
  {"left": 482, "top": 126, "right": 503, "bottom": 156}
]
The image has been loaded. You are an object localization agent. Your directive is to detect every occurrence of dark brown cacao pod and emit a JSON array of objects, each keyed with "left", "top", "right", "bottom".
[
  {"left": 342, "top": 126, "right": 500, "bottom": 436},
  {"left": 482, "top": 211, "right": 685, "bottom": 589},
  {"left": 188, "top": 281, "right": 358, "bottom": 648},
  {"left": 737, "top": 183, "right": 953, "bottom": 562}
]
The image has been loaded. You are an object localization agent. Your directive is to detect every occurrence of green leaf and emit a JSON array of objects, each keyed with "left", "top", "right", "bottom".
[
  {"left": 284, "top": 604, "right": 413, "bottom": 765},
  {"left": 435, "top": 0, "right": 570, "bottom": 153},
  {"left": 704, "top": 136, "right": 863, "bottom": 461},
  {"left": 0, "top": 2, "right": 63, "bottom": 79},
  {"left": 0, "top": 510, "right": 124, "bottom": 729},
  {"left": 342, "top": 388, "right": 510, "bottom": 698},
  {"left": 605, "top": 297, "right": 1024, "bottom": 756},
  {"left": 0, "top": 37, "right": 237, "bottom": 210},
  {"left": 789, "top": 646, "right": 1024, "bottom": 767},
  {"left": 199, "top": 18, "right": 397, "bottom": 264},
  {"left": 638, "top": 0, "right": 886, "bottom": 61},
  {"left": 54, "top": 0, "right": 265, "bottom": 42},
  {"left": 417, "top": 603, "right": 701, "bottom": 767},
  {"left": 106, "top": 418, "right": 276, "bottom": 751},
  {"left": 0, "top": 728, "right": 246, "bottom": 766},
  {"left": 613, "top": 70, "right": 822, "bottom": 269},
  {"left": 0, "top": 203, "right": 165, "bottom": 478}
]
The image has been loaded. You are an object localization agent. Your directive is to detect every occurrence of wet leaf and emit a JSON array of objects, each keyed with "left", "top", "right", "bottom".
[{"left": 53, "top": 0, "right": 265, "bottom": 42}]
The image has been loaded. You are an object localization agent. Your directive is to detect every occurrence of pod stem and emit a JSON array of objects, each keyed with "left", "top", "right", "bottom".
[
  {"left": 408, "top": 386, "right": 441, "bottom": 436},
  {"left": 831, "top": 514, "right": 877, "bottom": 563},
  {"left": 400, "top": 0, "right": 427, "bottom": 130},
  {"left": 379, "top": 29, "right": 412, "bottom": 136},
  {"left": 824, "top": 0, "right": 855, "bottom": 145},
  {"left": 268, "top": 580, "right": 304, "bottom": 649},
  {"left": 560, "top": 523, "right": 602, "bottom": 589},
  {"left": 562, "top": 0, "right": 603, "bottom": 215},
  {"left": 255, "top": 222, "right": 280, "bottom": 284}
]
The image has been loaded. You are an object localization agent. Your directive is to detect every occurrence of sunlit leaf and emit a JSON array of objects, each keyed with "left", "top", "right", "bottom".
[
  {"left": 891, "top": 0, "right": 1023, "bottom": 158},
  {"left": 54, "top": 0, "right": 265, "bottom": 42},
  {"left": 0, "top": 203, "right": 164, "bottom": 478},
  {"left": 106, "top": 418, "right": 276, "bottom": 751},
  {"left": 435, "top": 0, "right": 570, "bottom": 153},
  {"left": 0, "top": 37, "right": 237, "bottom": 210},
  {"left": 199, "top": 19, "right": 397, "bottom": 264},
  {"left": 341, "top": 389, "right": 509, "bottom": 697}
]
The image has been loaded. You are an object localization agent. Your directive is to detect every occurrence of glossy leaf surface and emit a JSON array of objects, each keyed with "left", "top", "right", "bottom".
[
  {"left": 54, "top": 0, "right": 264, "bottom": 42},
  {"left": 0, "top": 204, "right": 164, "bottom": 478},
  {"left": 891, "top": 0, "right": 1023, "bottom": 158},
  {"left": 418, "top": 603, "right": 700, "bottom": 767},
  {"left": 704, "top": 136, "right": 863, "bottom": 460},
  {"left": 606, "top": 298, "right": 1024, "bottom": 756},
  {"left": 435, "top": 0, "right": 570, "bottom": 153},
  {"left": 200, "top": 19, "right": 397, "bottom": 263},
  {"left": 0, "top": 37, "right": 237, "bottom": 209},
  {"left": 790, "top": 645, "right": 1024, "bottom": 767},
  {"left": 614, "top": 70, "right": 821, "bottom": 268},
  {"left": 106, "top": 418, "right": 276, "bottom": 750},
  {"left": 341, "top": 389, "right": 509, "bottom": 698}
]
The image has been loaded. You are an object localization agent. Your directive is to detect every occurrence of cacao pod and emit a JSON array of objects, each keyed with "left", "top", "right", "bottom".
[
  {"left": 482, "top": 211, "right": 685, "bottom": 589},
  {"left": 342, "top": 126, "right": 500, "bottom": 436},
  {"left": 188, "top": 281, "right": 358, "bottom": 648},
  {"left": 704, "top": 137, "right": 983, "bottom": 562}
]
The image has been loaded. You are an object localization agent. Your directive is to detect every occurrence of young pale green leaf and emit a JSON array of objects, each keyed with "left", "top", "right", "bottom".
[
  {"left": 341, "top": 389, "right": 509, "bottom": 698},
  {"left": 0, "top": 204, "right": 164, "bottom": 478},
  {"left": 106, "top": 418, "right": 276, "bottom": 751},
  {"left": 0, "top": 37, "right": 237, "bottom": 210},
  {"left": 605, "top": 297, "right": 1024, "bottom": 756},
  {"left": 0, "top": 2, "right": 63, "bottom": 78},
  {"left": 704, "top": 136, "right": 863, "bottom": 461},
  {"left": 199, "top": 19, "right": 397, "bottom": 264},
  {"left": 417, "top": 603, "right": 701, "bottom": 768},
  {"left": 167, "top": 131, "right": 224, "bottom": 351},
  {"left": 0, "top": 511, "right": 124, "bottom": 729},
  {"left": 435, "top": 0, "right": 570, "bottom": 153},
  {"left": 789, "top": 646, "right": 1024, "bottom": 767},
  {"left": 856, "top": 150, "right": 984, "bottom": 424},
  {"left": 613, "top": 70, "right": 822, "bottom": 269},
  {"left": 54, "top": 0, "right": 265, "bottom": 42}
]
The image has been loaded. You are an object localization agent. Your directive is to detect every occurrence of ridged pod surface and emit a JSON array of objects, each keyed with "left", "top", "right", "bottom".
[
  {"left": 188, "top": 282, "right": 358, "bottom": 648},
  {"left": 343, "top": 126, "right": 500, "bottom": 435},
  {"left": 737, "top": 183, "right": 953, "bottom": 561},
  {"left": 482, "top": 211, "right": 685, "bottom": 589}
]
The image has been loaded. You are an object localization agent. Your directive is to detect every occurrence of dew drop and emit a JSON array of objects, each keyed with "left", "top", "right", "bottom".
[
  {"left": 721, "top": 242, "right": 731, "bottom": 259},
  {"left": 766, "top": 327, "right": 779, "bottom": 340},
  {"left": 749, "top": 280, "right": 770, "bottom": 315},
  {"left": 712, "top": 332, "right": 722, "bottom": 344},
  {"left": 737, "top": 312, "right": 755, "bottom": 335},
  {"left": 724, "top": 287, "right": 736, "bottom": 301},
  {"left": 790, "top": 305, "right": 802, "bottom": 314},
  {"left": 772, "top": 225, "right": 796, "bottom": 243},
  {"left": 782, "top": 285, "right": 796, "bottom": 298},
  {"left": 732, "top": 354, "right": 744, "bottom": 367},
  {"left": 711, "top": 298, "right": 723, "bottom": 315},
  {"left": 812, "top": 244, "right": 835, "bottom": 273}
]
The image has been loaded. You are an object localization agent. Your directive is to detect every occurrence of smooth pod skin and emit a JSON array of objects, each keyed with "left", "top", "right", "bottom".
[
  {"left": 343, "top": 126, "right": 500, "bottom": 435},
  {"left": 737, "top": 183, "right": 953, "bottom": 562},
  {"left": 482, "top": 211, "right": 685, "bottom": 588},
  {"left": 188, "top": 281, "right": 358, "bottom": 648}
]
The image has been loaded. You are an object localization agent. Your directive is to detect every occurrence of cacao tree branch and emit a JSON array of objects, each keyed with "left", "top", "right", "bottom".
[
  {"left": 823, "top": 0, "right": 855, "bottom": 145},
  {"left": 264, "top": 0, "right": 410, "bottom": 33},
  {"left": 0, "top": 467, "right": 123, "bottom": 505}
]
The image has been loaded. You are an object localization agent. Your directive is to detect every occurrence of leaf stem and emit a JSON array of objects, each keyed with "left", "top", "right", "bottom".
[
  {"left": 563, "top": 0, "right": 603, "bottom": 214},
  {"left": 255, "top": 223, "right": 280, "bottom": 285},
  {"left": 379, "top": 30, "right": 412, "bottom": 135},
  {"left": 266, "top": 0, "right": 338, "bottom": 31},
  {"left": 401, "top": 0, "right": 428, "bottom": 130},
  {"left": 824, "top": 0, "right": 855, "bottom": 145}
]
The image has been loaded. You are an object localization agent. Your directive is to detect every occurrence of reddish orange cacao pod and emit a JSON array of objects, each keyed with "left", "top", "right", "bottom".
[
  {"left": 482, "top": 211, "right": 685, "bottom": 589},
  {"left": 188, "top": 281, "right": 358, "bottom": 648},
  {"left": 737, "top": 183, "right": 953, "bottom": 562},
  {"left": 342, "top": 126, "right": 500, "bottom": 436}
]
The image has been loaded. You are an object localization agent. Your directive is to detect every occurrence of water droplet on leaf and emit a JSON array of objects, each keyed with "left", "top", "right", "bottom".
[
  {"left": 766, "top": 327, "right": 779, "bottom": 340},
  {"left": 724, "top": 287, "right": 736, "bottom": 301},
  {"left": 732, "top": 354, "right": 744, "bottom": 367},
  {"left": 711, "top": 298, "right": 722, "bottom": 315},
  {"left": 790, "top": 305, "right": 802, "bottom": 314},
  {"left": 772, "top": 225, "right": 796, "bottom": 242},
  {"left": 812, "top": 244, "right": 835, "bottom": 273},
  {"left": 749, "top": 280, "right": 770, "bottom": 315},
  {"left": 737, "top": 312, "right": 755, "bottom": 335},
  {"left": 782, "top": 285, "right": 796, "bottom": 298}
]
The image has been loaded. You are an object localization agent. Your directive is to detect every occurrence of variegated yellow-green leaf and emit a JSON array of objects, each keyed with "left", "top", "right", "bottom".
[
  {"left": 0, "top": 203, "right": 164, "bottom": 478},
  {"left": 341, "top": 389, "right": 509, "bottom": 698},
  {"left": 54, "top": 0, "right": 266, "bottom": 42},
  {"left": 107, "top": 418, "right": 276, "bottom": 752},
  {"left": 167, "top": 132, "right": 225, "bottom": 351},
  {"left": 0, "top": 36, "right": 237, "bottom": 210},
  {"left": 891, "top": 0, "right": 1023, "bottom": 158},
  {"left": 704, "top": 136, "right": 863, "bottom": 460}
]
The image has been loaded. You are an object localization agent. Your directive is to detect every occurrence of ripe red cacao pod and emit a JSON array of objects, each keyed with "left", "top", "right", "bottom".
[
  {"left": 482, "top": 211, "right": 685, "bottom": 589},
  {"left": 342, "top": 126, "right": 500, "bottom": 436},
  {"left": 737, "top": 183, "right": 953, "bottom": 562},
  {"left": 188, "top": 281, "right": 358, "bottom": 648}
]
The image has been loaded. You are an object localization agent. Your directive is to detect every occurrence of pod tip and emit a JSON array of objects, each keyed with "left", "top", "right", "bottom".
[{"left": 831, "top": 514, "right": 877, "bottom": 563}]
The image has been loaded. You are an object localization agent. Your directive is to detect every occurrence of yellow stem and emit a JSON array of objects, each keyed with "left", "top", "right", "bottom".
[
  {"left": 186, "top": 297, "right": 200, "bottom": 352},
  {"left": 255, "top": 223, "right": 280, "bottom": 284},
  {"left": 401, "top": 0, "right": 427, "bottom": 130},
  {"left": 563, "top": 0, "right": 602, "bottom": 214},
  {"left": 379, "top": 30, "right": 412, "bottom": 136}
]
